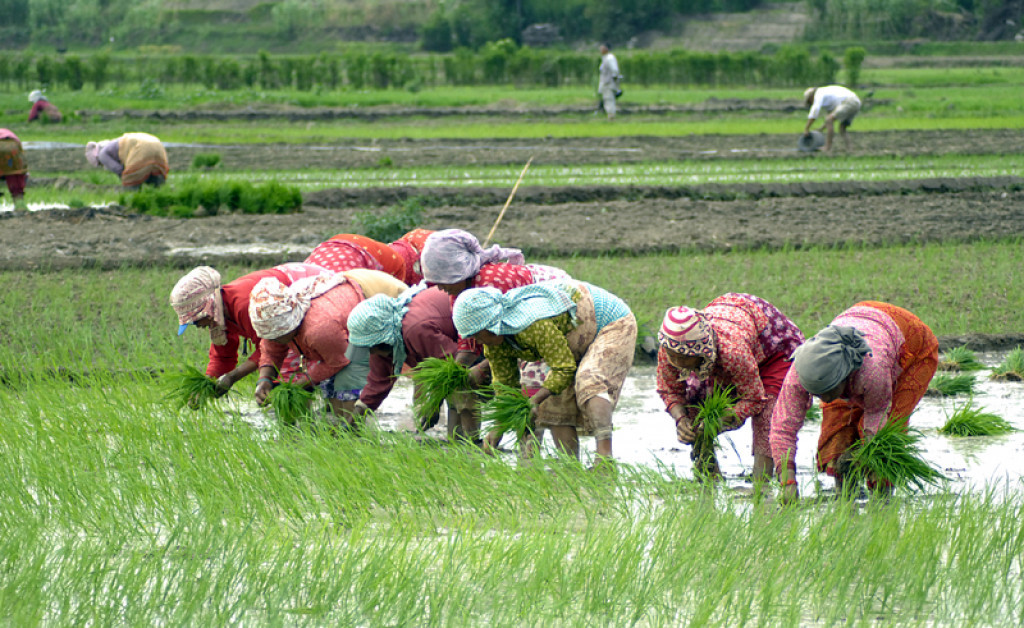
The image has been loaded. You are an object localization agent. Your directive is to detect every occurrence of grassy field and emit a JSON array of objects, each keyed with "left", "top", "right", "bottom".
[
  {"left": 1, "top": 239, "right": 1020, "bottom": 376},
  {"left": 3, "top": 65, "right": 1024, "bottom": 624}
]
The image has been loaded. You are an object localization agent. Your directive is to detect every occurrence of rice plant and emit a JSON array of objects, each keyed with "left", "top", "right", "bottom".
[
  {"left": 479, "top": 382, "right": 534, "bottom": 446},
  {"left": 266, "top": 381, "right": 317, "bottom": 426},
  {"left": 990, "top": 346, "right": 1024, "bottom": 382},
  {"left": 689, "top": 383, "right": 736, "bottom": 478},
  {"left": 805, "top": 403, "right": 821, "bottom": 423},
  {"left": 928, "top": 372, "right": 977, "bottom": 396},
  {"left": 940, "top": 398, "right": 1017, "bottom": 437},
  {"left": 163, "top": 365, "right": 221, "bottom": 410},
  {"left": 406, "top": 356, "right": 471, "bottom": 430},
  {"left": 846, "top": 420, "right": 946, "bottom": 493},
  {"left": 938, "top": 345, "right": 986, "bottom": 371}
]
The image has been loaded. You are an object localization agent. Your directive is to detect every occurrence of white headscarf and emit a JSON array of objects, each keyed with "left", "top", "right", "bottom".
[{"left": 248, "top": 274, "right": 346, "bottom": 339}]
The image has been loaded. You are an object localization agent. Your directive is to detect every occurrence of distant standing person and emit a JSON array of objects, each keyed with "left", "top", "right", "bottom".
[
  {"left": 0, "top": 128, "right": 28, "bottom": 212},
  {"left": 597, "top": 44, "right": 622, "bottom": 121},
  {"left": 27, "top": 90, "right": 62, "bottom": 124},
  {"left": 85, "top": 132, "right": 169, "bottom": 189},
  {"left": 803, "top": 85, "right": 861, "bottom": 152}
]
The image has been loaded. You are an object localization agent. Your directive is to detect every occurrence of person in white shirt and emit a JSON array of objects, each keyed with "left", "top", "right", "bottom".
[
  {"left": 598, "top": 44, "right": 622, "bottom": 121},
  {"left": 803, "top": 85, "right": 861, "bottom": 152}
]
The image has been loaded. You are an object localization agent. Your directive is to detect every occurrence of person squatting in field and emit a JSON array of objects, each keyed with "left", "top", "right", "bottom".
[
  {"left": 346, "top": 285, "right": 472, "bottom": 439},
  {"left": 170, "top": 263, "right": 332, "bottom": 400},
  {"left": 86, "top": 132, "right": 169, "bottom": 189},
  {"left": 27, "top": 90, "right": 62, "bottom": 124},
  {"left": 452, "top": 279, "right": 637, "bottom": 465},
  {"left": 803, "top": 85, "right": 861, "bottom": 152},
  {"left": 0, "top": 128, "right": 28, "bottom": 212},
  {"left": 420, "top": 229, "right": 572, "bottom": 448},
  {"left": 248, "top": 269, "right": 407, "bottom": 424},
  {"left": 656, "top": 293, "right": 805, "bottom": 481},
  {"left": 770, "top": 301, "right": 939, "bottom": 503}
]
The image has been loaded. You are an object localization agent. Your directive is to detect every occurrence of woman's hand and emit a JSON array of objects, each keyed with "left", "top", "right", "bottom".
[
  {"left": 670, "top": 405, "right": 696, "bottom": 444},
  {"left": 529, "top": 388, "right": 553, "bottom": 417},
  {"left": 214, "top": 373, "right": 234, "bottom": 397},
  {"left": 254, "top": 378, "right": 274, "bottom": 405},
  {"left": 468, "top": 362, "right": 491, "bottom": 388}
]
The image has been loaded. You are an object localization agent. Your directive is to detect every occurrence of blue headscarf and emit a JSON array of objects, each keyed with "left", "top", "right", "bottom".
[
  {"left": 452, "top": 281, "right": 578, "bottom": 338},
  {"left": 346, "top": 283, "right": 427, "bottom": 375}
]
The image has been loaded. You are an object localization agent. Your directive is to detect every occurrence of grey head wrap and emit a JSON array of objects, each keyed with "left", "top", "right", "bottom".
[
  {"left": 792, "top": 325, "right": 871, "bottom": 395},
  {"left": 420, "top": 229, "right": 525, "bottom": 285}
]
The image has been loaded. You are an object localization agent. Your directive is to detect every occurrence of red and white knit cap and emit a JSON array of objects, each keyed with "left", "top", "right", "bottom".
[{"left": 658, "top": 306, "right": 717, "bottom": 379}]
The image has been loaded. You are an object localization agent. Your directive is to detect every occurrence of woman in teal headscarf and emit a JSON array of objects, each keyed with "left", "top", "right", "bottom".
[
  {"left": 452, "top": 279, "right": 637, "bottom": 464},
  {"left": 347, "top": 285, "right": 472, "bottom": 437}
]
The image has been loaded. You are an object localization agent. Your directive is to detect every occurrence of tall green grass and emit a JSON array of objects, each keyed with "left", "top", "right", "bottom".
[{"left": 940, "top": 398, "right": 1017, "bottom": 437}]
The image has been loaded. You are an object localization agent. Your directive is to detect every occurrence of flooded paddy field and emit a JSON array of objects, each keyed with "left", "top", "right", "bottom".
[{"left": 230, "top": 350, "right": 1024, "bottom": 499}]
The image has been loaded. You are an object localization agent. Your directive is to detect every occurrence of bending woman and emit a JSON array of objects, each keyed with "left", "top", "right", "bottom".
[
  {"left": 656, "top": 293, "right": 804, "bottom": 479},
  {"left": 770, "top": 301, "right": 938, "bottom": 502},
  {"left": 346, "top": 285, "right": 474, "bottom": 439},
  {"left": 170, "top": 263, "right": 330, "bottom": 399},
  {"left": 248, "top": 269, "right": 406, "bottom": 421},
  {"left": 453, "top": 280, "right": 637, "bottom": 463},
  {"left": 86, "top": 133, "right": 169, "bottom": 189}
]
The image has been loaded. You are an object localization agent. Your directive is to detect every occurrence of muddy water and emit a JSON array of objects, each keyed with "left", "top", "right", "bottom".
[{"left": 233, "top": 351, "right": 1024, "bottom": 496}]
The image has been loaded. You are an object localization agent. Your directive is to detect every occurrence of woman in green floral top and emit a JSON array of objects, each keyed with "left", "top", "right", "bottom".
[{"left": 453, "top": 280, "right": 636, "bottom": 463}]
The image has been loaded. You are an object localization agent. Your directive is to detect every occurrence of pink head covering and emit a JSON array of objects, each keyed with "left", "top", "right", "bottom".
[
  {"left": 169, "top": 266, "right": 228, "bottom": 345},
  {"left": 248, "top": 273, "right": 345, "bottom": 339},
  {"left": 85, "top": 140, "right": 111, "bottom": 167},
  {"left": 658, "top": 306, "right": 717, "bottom": 379},
  {"left": 420, "top": 229, "right": 525, "bottom": 285}
]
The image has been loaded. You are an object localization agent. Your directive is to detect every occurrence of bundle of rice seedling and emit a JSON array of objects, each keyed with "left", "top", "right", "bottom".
[
  {"left": 267, "top": 382, "right": 317, "bottom": 427},
  {"left": 689, "top": 383, "right": 736, "bottom": 477},
  {"left": 479, "top": 382, "right": 534, "bottom": 446},
  {"left": 928, "top": 372, "right": 976, "bottom": 396},
  {"left": 939, "top": 398, "right": 1017, "bottom": 437},
  {"left": 938, "top": 345, "right": 986, "bottom": 372},
  {"left": 164, "top": 365, "right": 221, "bottom": 410},
  {"left": 406, "top": 356, "right": 471, "bottom": 430},
  {"left": 990, "top": 346, "right": 1024, "bottom": 382},
  {"left": 846, "top": 420, "right": 945, "bottom": 493}
]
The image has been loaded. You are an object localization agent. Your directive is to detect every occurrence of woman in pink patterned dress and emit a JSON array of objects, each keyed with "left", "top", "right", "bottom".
[{"left": 656, "top": 293, "right": 804, "bottom": 479}]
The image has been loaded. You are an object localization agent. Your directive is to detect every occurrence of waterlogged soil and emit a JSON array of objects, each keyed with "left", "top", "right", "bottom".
[
  {"left": 231, "top": 352, "right": 1024, "bottom": 499},
  {"left": 4, "top": 127, "right": 1024, "bottom": 277}
]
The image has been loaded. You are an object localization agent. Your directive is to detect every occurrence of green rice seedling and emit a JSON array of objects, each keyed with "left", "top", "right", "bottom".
[
  {"left": 163, "top": 365, "right": 221, "bottom": 410},
  {"left": 479, "top": 382, "right": 534, "bottom": 446},
  {"left": 938, "top": 345, "right": 986, "bottom": 371},
  {"left": 191, "top": 152, "right": 222, "bottom": 169},
  {"left": 846, "top": 420, "right": 946, "bottom": 493},
  {"left": 267, "top": 381, "right": 317, "bottom": 427},
  {"left": 805, "top": 403, "right": 821, "bottom": 423},
  {"left": 990, "top": 346, "right": 1024, "bottom": 381},
  {"left": 928, "top": 372, "right": 977, "bottom": 396},
  {"left": 689, "top": 383, "right": 736, "bottom": 478},
  {"left": 406, "top": 356, "right": 471, "bottom": 430},
  {"left": 939, "top": 397, "right": 1017, "bottom": 437}
]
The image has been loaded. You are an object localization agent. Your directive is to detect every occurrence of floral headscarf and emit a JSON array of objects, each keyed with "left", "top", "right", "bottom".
[
  {"left": 248, "top": 273, "right": 345, "bottom": 339},
  {"left": 658, "top": 306, "right": 718, "bottom": 380},
  {"left": 420, "top": 229, "right": 525, "bottom": 285},
  {"left": 169, "top": 266, "right": 228, "bottom": 345}
]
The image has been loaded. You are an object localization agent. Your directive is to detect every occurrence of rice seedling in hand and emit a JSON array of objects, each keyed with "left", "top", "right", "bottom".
[
  {"left": 846, "top": 419, "right": 946, "bottom": 494},
  {"left": 406, "top": 356, "right": 471, "bottom": 430},
  {"left": 939, "top": 398, "right": 1017, "bottom": 437},
  {"left": 938, "top": 345, "right": 986, "bottom": 371},
  {"left": 479, "top": 382, "right": 534, "bottom": 447},
  {"left": 990, "top": 346, "right": 1024, "bottom": 382},
  {"left": 928, "top": 372, "right": 976, "bottom": 396},
  {"left": 164, "top": 365, "right": 222, "bottom": 410},
  {"left": 267, "top": 381, "right": 317, "bottom": 427},
  {"left": 688, "top": 383, "right": 737, "bottom": 478}
]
